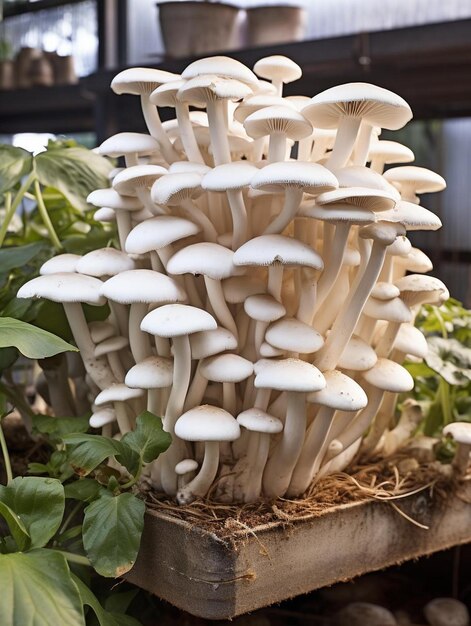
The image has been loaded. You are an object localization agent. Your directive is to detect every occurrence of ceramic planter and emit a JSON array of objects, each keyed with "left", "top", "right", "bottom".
[{"left": 246, "top": 5, "right": 307, "bottom": 47}]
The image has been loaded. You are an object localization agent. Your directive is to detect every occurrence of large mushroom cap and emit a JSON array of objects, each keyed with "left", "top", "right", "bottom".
[
  {"left": 111, "top": 67, "right": 180, "bottom": 95},
  {"left": 190, "top": 327, "right": 238, "bottom": 359},
  {"left": 202, "top": 161, "right": 259, "bottom": 191},
  {"left": 316, "top": 186, "right": 396, "bottom": 212},
  {"left": 112, "top": 164, "right": 167, "bottom": 196},
  {"left": 395, "top": 274, "right": 449, "bottom": 307},
  {"left": 125, "top": 356, "right": 173, "bottom": 389},
  {"left": 141, "top": 304, "right": 217, "bottom": 338},
  {"left": 95, "top": 384, "right": 145, "bottom": 405},
  {"left": 251, "top": 161, "right": 338, "bottom": 194},
  {"left": 337, "top": 334, "right": 378, "bottom": 371},
  {"left": 102, "top": 269, "right": 185, "bottom": 305},
  {"left": 125, "top": 215, "right": 200, "bottom": 255},
  {"left": 76, "top": 248, "right": 135, "bottom": 277},
  {"left": 181, "top": 56, "right": 258, "bottom": 86},
  {"left": 254, "top": 357, "right": 325, "bottom": 392},
  {"left": 244, "top": 105, "right": 312, "bottom": 141},
  {"left": 253, "top": 55, "right": 302, "bottom": 85},
  {"left": 97, "top": 132, "right": 160, "bottom": 158},
  {"left": 200, "top": 353, "right": 253, "bottom": 383},
  {"left": 308, "top": 370, "right": 368, "bottom": 411},
  {"left": 384, "top": 165, "right": 446, "bottom": 194},
  {"left": 237, "top": 408, "right": 283, "bottom": 434},
  {"left": 244, "top": 294, "right": 286, "bottom": 322},
  {"left": 381, "top": 201, "right": 442, "bottom": 232},
  {"left": 167, "top": 242, "right": 239, "bottom": 280},
  {"left": 265, "top": 318, "right": 324, "bottom": 353},
  {"left": 368, "top": 139, "right": 414, "bottom": 164},
  {"left": 151, "top": 171, "right": 203, "bottom": 206},
  {"left": 443, "top": 422, "right": 471, "bottom": 445},
  {"left": 175, "top": 404, "right": 241, "bottom": 442},
  {"left": 87, "top": 188, "right": 142, "bottom": 211},
  {"left": 234, "top": 234, "right": 323, "bottom": 270},
  {"left": 362, "top": 358, "right": 414, "bottom": 393},
  {"left": 302, "top": 82, "right": 412, "bottom": 130},
  {"left": 18, "top": 273, "right": 106, "bottom": 306},
  {"left": 40, "top": 253, "right": 80, "bottom": 275}
]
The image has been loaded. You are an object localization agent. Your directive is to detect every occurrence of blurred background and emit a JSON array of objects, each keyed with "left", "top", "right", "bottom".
[{"left": 0, "top": 0, "right": 470, "bottom": 305}]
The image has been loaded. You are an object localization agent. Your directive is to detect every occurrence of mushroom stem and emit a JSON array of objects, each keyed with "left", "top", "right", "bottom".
[
  {"left": 226, "top": 189, "right": 248, "bottom": 250},
  {"left": 453, "top": 443, "right": 471, "bottom": 475},
  {"left": 184, "top": 362, "right": 208, "bottom": 411},
  {"left": 175, "top": 101, "right": 205, "bottom": 164},
  {"left": 114, "top": 401, "right": 132, "bottom": 434},
  {"left": 244, "top": 433, "right": 270, "bottom": 502},
  {"left": 268, "top": 132, "right": 287, "bottom": 162},
  {"left": 353, "top": 122, "right": 373, "bottom": 166},
  {"left": 129, "top": 303, "right": 152, "bottom": 363},
  {"left": 181, "top": 199, "right": 218, "bottom": 242},
  {"left": 116, "top": 210, "right": 133, "bottom": 251},
  {"left": 296, "top": 268, "right": 318, "bottom": 325},
  {"left": 263, "top": 391, "right": 306, "bottom": 497},
  {"left": 140, "top": 96, "right": 179, "bottom": 164},
  {"left": 335, "top": 386, "right": 383, "bottom": 456},
  {"left": 314, "top": 223, "right": 351, "bottom": 312},
  {"left": 268, "top": 263, "right": 284, "bottom": 301},
  {"left": 63, "top": 302, "right": 117, "bottom": 390},
  {"left": 263, "top": 188, "right": 303, "bottom": 235},
  {"left": 177, "top": 440, "right": 220, "bottom": 504},
  {"left": 375, "top": 321, "right": 401, "bottom": 358},
  {"left": 206, "top": 100, "right": 231, "bottom": 165},
  {"left": 327, "top": 117, "right": 362, "bottom": 170},
  {"left": 203, "top": 277, "right": 238, "bottom": 340}
]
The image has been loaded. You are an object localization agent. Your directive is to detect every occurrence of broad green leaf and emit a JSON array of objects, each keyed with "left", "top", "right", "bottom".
[
  {"left": 0, "top": 145, "right": 33, "bottom": 194},
  {"left": 35, "top": 147, "right": 112, "bottom": 212},
  {"left": 0, "top": 549, "right": 85, "bottom": 626},
  {"left": 1, "top": 297, "right": 34, "bottom": 320},
  {"left": 0, "top": 242, "right": 47, "bottom": 274},
  {"left": 63, "top": 434, "right": 124, "bottom": 476},
  {"left": 65, "top": 479, "right": 105, "bottom": 502},
  {"left": 32, "top": 413, "right": 90, "bottom": 438},
  {"left": 72, "top": 574, "right": 141, "bottom": 626},
  {"left": 0, "top": 500, "right": 30, "bottom": 551},
  {"left": 425, "top": 337, "right": 471, "bottom": 386},
  {"left": 0, "top": 477, "right": 65, "bottom": 548},
  {"left": 0, "top": 317, "right": 78, "bottom": 358},
  {"left": 121, "top": 412, "right": 171, "bottom": 464},
  {"left": 83, "top": 492, "right": 145, "bottom": 578}
]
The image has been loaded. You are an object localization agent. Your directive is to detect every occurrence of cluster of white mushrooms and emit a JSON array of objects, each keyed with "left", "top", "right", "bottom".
[{"left": 18, "top": 55, "right": 452, "bottom": 504}]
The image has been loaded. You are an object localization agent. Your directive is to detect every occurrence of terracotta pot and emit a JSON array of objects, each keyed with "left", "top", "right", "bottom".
[
  {"left": 47, "top": 53, "right": 78, "bottom": 85},
  {"left": 0, "top": 60, "right": 15, "bottom": 90},
  {"left": 15, "top": 47, "right": 41, "bottom": 89},
  {"left": 246, "top": 5, "right": 306, "bottom": 47},
  {"left": 29, "top": 54, "right": 54, "bottom": 87},
  {"left": 158, "top": 1, "right": 240, "bottom": 58}
]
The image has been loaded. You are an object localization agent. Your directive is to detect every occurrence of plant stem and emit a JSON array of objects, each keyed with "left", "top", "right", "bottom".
[
  {"left": 0, "top": 171, "right": 36, "bottom": 246},
  {"left": 439, "top": 377, "right": 453, "bottom": 426},
  {"left": 58, "top": 501, "right": 83, "bottom": 537},
  {"left": 120, "top": 463, "right": 142, "bottom": 490},
  {"left": 32, "top": 178, "right": 62, "bottom": 251},
  {"left": 0, "top": 417, "right": 13, "bottom": 484},
  {"left": 55, "top": 549, "right": 91, "bottom": 567}
]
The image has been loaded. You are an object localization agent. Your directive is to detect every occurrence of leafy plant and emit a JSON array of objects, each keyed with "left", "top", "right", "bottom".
[{"left": 404, "top": 298, "right": 471, "bottom": 436}]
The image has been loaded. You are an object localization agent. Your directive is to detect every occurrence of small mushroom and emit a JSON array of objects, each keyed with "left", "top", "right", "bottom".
[{"left": 443, "top": 422, "right": 471, "bottom": 476}]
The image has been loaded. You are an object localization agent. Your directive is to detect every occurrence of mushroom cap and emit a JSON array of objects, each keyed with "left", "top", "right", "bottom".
[
  {"left": 392, "top": 323, "right": 428, "bottom": 359},
  {"left": 423, "top": 597, "right": 470, "bottom": 626},
  {"left": 17, "top": 273, "right": 106, "bottom": 306},
  {"left": 265, "top": 318, "right": 324, "bottom": 353},
  {"left": 175, "top": 404, "right": 241, "bottom": 442},
  {"left": 88, "top": 321, "right": 116, "bottom": 344},
  {"left": 175, "top": 459, "right": 199, "bottom": 475},
  {"left": 95, "top": 384, "right": 145, "bottom": 405},
  {"left": 111, "top": 67, "right": 180, "bottom": 95},
  {"left": 260, "top": 342, "right": 285, "bottom": 358},
  {"left": 89, "top": 408, "right": 116, "bottom": 428},
  {"left": 316, "top": 186, "right": 396, "bottom": 212},
  {"left": 337, "top": 334, "right": 378, "bottom": 371},
  {"left": 181, "top": 56, "right": 258, "bottom": 86},
  {"left": 362, "top": 358, "right": 414, "bottom": 393},
  {"left": 76, "top": 248, "right": 135, "bottom": 277},
  {"left": 190, "top": 327, "right": 238, "bottom": 359},
  {"left": 359, "top": 221, "right": 405, "bottom": 245},
  {"left": 244, "top": 294, "right": 286, "bottom": 323},
  {"left": 300, "top": 203, "right": 376, "bottom": 225},
  {"left": 178, "top": 75, "right": 253, "bottom": 105},
  {"left": 333, "top": 602, "right": 397, "bottom": 626},
  {"left": 363, "top": 295, "right": 412, "bottom": 323},
  {"left": 97, "top": 132, "right": 160, "bottom": 157},
  {"left": 368, "top": 139, "right": 414, "bottom": 164},
  {"left": 222, "top": 275, "right": 265, "bottom": 303},
  {"left": 251, "top": 161, "right": 338, "bottom": 194},
  {"left": 253, "top": 55, "right": 302, "bottom": 84},
  {"left": 94, "top": 335, "right": 129, "bottom": 358},
  {"left": 125, "top": 356, "right": 173, "bottom": 389},
  {"left": 102, "top": 269, "right": 185, "bottom": 305},
  {"left": 244, "top": 105, "right": 312, "bottom": 141},
  {"left": 151, "top": 171, "right": 203, "bottom": 206},
  {"left": 395, "top": 274, "right": 449, "bottom": 307},
  {"left": 141, "top": 303, "right": 217, "bottom": 338},
  {"left": 254, "top": 357, "right": 325, "bottom": 392},
  {"left": 149, "top": 79, "right": 186, "bottom": 107},
  {"left": 234, "top": 234, "right": 323, "bottom": 270},
  {"left": 237, "top": 408, "right": 283, "bottom": 434},
  {"left": 40, "top": 253, "right": 81, "bottom": 275},
  {"left": 381, "top": 201, "right": 442, "bottom": 231},
  {"left": 302, "top": 83, "right": 412, "bottom": 130},
  {"left": 385, "top": 235, "right": 412, "bottom": 257},
  {"left": 168, "top": 161, "right": 211, "bottom": 175},
  {"left": 167, "top": 242, "right": 239, "bottom": 280},
  {"left": 125, "top": 215, "right": 200, "bottom": 255},
  {"left": 87, "top": 188, "right": 142, "bottom": 211},
  {"left": 202, "top": 161, "right": 259, "bottom": 192},
  {"left": 112, "top": 165, "right": 167, "bottom": 196},
  {"left": 234, "top": 94, "right": 294, "bottom": 123},
  {"left": 334, "top": 165, "right": 400, "bottom": 199},
  {"left": 371, "top": 282, "right": 401, "bottom": 300},
  {"left": 443, "top": 422, "right": 471, "bottom": 445},
  {"left": 395, "top": 247, "right": 433, "bottom": 273},
  {"left": 384, "top": 165, "right": 446, "bottom": 194},
  {"left": 308, "top": 370, "right": 368, "bottom": 411},
  {"left": 200, "top": 353, "right": 253, "bottom": 383},
  {"left": 94, "top": 207, "right": 116, "bottom": 223}
]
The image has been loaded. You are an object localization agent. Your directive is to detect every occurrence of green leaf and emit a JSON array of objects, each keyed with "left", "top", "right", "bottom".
[
  {"left": 0, "top": 500, "right": 30, "bottom": 551},
  {"left": 63, "top": 434, "right": 124, "bottom": 476},
  {"left": 32, "top": 413, "right": 90, "bottom": 438},
  {"left": 0, "top": 242, "right": 47, "bottom": 274},
  {"left": 65, "top": 479, "right": 105, "bottom": 502},
  {"left": 121, "top": 412, "right": 171, "bottom": 464},
  {"left": 71, "top": 574, "right": 141, "bottom": 626},
  {"left": 0, "top": 317, "right": 78, "bottom": 358},
  {"left": 0, "top": 549, "right": 85, "bottom": 626},
  {"left": 0, "top": 347, "right": 18, "bottom": 372},
  {"left": 0, "top": 145, "right": 33, "bottom": 194},
  {"left": 0, "top": 477, "right": 65, "bottom": 548},
  {"left": 35, "top": 147, "right": 112, "bottom": 212},
  {"left": 83, "top": 492, "right": 145, "bottom": 578}
]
